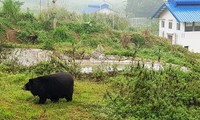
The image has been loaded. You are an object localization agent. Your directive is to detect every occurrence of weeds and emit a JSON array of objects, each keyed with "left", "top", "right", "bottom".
[{"left": 104, "top": 63, "right": 200, "bottom": 120}]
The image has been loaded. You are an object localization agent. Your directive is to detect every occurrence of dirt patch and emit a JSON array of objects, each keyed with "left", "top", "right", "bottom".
[
  {"left": 121, "top": 33, "right": 132, "bottom": 48},
  {"left": 6, "top": 29, "right": 17, "bottom": 42}
]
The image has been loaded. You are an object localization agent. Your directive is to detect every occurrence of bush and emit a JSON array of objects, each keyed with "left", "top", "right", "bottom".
[
  {"left": 104, "top": 64, "right": 200, "bottom": 119},
  {"left": 17, "top": 21, "right": 41, "bottom": 43},
  {"left": 53, "top": 27, "right": 73, "bottom": 42},
  {"left": 31, "top": 56, "right": 81, "bottom": 78},
  {"left": 17, "top": 30, "right": 30, "bottom": 43},
  {"left": 19, "top": 12, "right": 36, "bottom": 22},
  {"left": 42, "top": 40, "right": 54, "bottom": 50},
  {"left": 36, "top": 30, "right": 55, "bottom": 49},
  {"left": 66, "top": 21, "right": 104, "bottom": 34},
  {"left": 131, "top": 33, "right": 146, "bottom": 48},
  {"left": 105, "top": 49, "right": 137, "bottom": 57}
]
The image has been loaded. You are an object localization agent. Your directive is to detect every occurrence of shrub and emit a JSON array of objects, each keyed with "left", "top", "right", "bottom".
[
  {"left": 91, "top": 66, "right": 107, "bottom": 82},
  {"left": 17, "top": 30, "right": 30, "bottom": 43},
  {"left": 2, "top": 0, "right": 21, "bottom": 22},
  {"left": 19, "top": 12, "right": 36, "bottom": 22},
  {"left": 104, "top": 65, "right": 200, "bottom": 119},
  {"left": 31, "top": 56, "right": 81, "bottom": 78},
  {"left": 37, "top": 30, "right": 55, "bottom": 49},
  {"left": 42, "top": 40, "right": 54, "bottom": 50},
  {"left": 53, "top": 26, "right": 72, "bottom": 42},
  {"left": 131, "top": 33, "right": 146, "bottom": 48},
  {"left": 66, "top": 21, "right": 104, "bottom": 34},
  {"left": 17, "top": 21, "right": 41, "bottom": 43}
]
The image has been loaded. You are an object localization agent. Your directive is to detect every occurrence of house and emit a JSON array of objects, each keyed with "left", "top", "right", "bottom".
[
  {"left": 152, "top": 0, "right": 200, "bottom": 53},
  {"left": 82, "top": 3, "right": 115, "bottom": 15}
]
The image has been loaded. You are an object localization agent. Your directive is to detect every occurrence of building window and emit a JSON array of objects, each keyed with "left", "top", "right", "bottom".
[
  {"left": 161, "top": 20, "right": 165, "bottom": 28},
  {"left": 185, "top": 22, "right": 193, "bottom": 32},
  {"left": 194, "top": 22, "right": 200, "bottom": 31},
  {"left": 184, "top": 46, "right": 189, "bottom": 50},
  {"left": 169, "top": 21, "right": 172, "bottom": 29},
  {"left": 177, "top": 23, "right": 180, "bottom": 30}
]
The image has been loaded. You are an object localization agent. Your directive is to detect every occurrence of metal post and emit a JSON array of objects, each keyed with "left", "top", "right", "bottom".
[
  {"left": 40, "top": 0, "right": 42, "bottom": 14},
  {"left": 52, "top": 0, "right": 57, "bottom": 29},
  {"left": 112, "top": 13, "right": 114, "bottom": 29}
]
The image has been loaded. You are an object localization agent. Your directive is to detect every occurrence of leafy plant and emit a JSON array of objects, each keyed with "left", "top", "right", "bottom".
[
  {"left": 131, "top": 32, "right": 146, "bottom": 48},
  {"left": 2, "top": 0, "right": 22, "bottom": 22},
  {"left": 104, "top": 64, "right": 200, "bottom": 120},
  {"left": 53, "top": 26, "right": 71, "bottom": 42}
]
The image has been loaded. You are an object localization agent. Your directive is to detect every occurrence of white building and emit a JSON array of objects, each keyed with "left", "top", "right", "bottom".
[{"left": 152, "top": 0, "right": 200, "bottom": 53}]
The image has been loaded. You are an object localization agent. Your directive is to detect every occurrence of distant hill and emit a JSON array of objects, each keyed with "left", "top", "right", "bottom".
[{"left": 126, "top": 0, "right": 164, "bottom": 18}]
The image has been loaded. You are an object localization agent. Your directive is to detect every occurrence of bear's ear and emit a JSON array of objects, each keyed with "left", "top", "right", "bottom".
[{"left": 29, "top": 79, "right": 34, "bottom": 84}]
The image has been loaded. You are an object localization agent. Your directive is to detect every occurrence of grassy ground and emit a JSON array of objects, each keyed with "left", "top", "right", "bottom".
[{"left": 0, "top": 72, "right": 108, "bottom": 120}]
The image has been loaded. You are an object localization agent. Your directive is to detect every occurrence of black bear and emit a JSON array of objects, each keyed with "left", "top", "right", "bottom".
[{"left": 23, "top": 72, "right": 74, "bottom": 104}]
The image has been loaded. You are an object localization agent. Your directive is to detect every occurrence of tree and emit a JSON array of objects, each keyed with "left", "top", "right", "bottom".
[
  {"left": 126, "top": 0, "right": 163, "bottom": 18},
  {"left": 2, "top": 0, "right": 23, "bottom": 22}
]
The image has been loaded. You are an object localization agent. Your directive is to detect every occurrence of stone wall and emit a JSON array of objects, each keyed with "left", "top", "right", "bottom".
[{"left": 0, "top": 48, "right": 53, "bottom": 66}]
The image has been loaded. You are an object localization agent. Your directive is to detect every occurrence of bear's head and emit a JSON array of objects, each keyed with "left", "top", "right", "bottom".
[{"left": 23, "top": 79, "right": 34, "bottom": 91}]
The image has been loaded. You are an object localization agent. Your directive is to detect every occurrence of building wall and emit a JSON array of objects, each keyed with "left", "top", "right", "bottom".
[
  {"left": 158, "top": 9, "right": 200, "bottom": 53},
  {"left": 99, "top": 8, "right": 115, "bottom": 15}
]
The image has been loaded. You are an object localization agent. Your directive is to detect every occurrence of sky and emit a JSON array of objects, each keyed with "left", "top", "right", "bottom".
[{"left": 15, "top": 0, "right": 126, "bottom": 13}]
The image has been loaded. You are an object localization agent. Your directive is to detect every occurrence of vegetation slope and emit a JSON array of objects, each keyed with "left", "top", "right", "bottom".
[{"left": 0, "top": 0, "right": 200, "bottom": 119}]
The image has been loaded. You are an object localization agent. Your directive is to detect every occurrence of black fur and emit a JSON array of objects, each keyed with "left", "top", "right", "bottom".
[{"left": 23, "top": 72, "right": 74, "bottom": 104}]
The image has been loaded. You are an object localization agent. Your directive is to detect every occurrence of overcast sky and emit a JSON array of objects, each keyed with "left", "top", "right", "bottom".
[{"left": 15, "top": 0, "right": 126, "bottom": 13}]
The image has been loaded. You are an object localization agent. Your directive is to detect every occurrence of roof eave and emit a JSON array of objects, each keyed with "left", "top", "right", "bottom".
[
  {"left": 151, "top": 3, "right": 166, "bottom": 19},
  {"left": 152, "top": 3, "right": 181, "bottom": 23}
]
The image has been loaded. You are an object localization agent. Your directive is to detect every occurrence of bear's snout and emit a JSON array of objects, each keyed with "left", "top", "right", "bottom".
[
  {"left": 22, "top": 86, "right": 26, "bottom": 90},
  {"left": 22, "top": 85, "right": 28, "bottom": 90}
]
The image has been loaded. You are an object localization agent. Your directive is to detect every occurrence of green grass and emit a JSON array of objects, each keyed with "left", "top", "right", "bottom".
[{"left": 0, "top": 72, "right": 108, "bottom": 120}]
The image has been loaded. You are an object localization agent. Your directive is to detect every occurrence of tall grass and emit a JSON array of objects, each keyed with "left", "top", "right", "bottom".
[{"left": 104, "top": 63, "right": 200, "bottom": 120}]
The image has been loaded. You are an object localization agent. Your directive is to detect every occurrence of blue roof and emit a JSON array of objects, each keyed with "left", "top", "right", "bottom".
[
  {"left": 152, "top": 0, "right": 200, "bottom": 22},
  {"left": 82, "top": 3, "right": 111, "bottom": 13},
  {"left": 170, "top": 0, "right": 200, "bottom": 6}
]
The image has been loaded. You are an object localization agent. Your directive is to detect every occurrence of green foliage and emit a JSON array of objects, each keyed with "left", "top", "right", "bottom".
[
  {"left": 53, "top": 27, "right": 73, "bottom": 42},
  {"left": 106, "top": 49, "right": 136, "bottom": 57},
  {"left": 38, "top": 7, "right": 79, "bottom": 30},
  {"left": 79, "top": 34, "right": 98, "bottom": 48},
  {"left": 104, "top": 64, "right": 200, "bottom": 119},
  {"left": 91, "top": 66, "right": 107, "bottom": 82},
  {"left": 131, "top": 33, "right": 146, "bottom": 48},
  {"left": 0, "top": 63, "right": 27, "bottom": 74},
  {"left": 0, "top": 17, "right": 12, "bottom": 29},
  {"left": 31, "top": 56, "right": 81, "bottom": 78},
  {"left": 0, "top": 63, "right": 107, "bottom": 119},
  {"left": 17, "top": 21, "right": 42, "bottom": 30},
  {"left": 18, "top": 12, "right": 36, "bottom": 21},
  {"left": 42, "top": 40, "right": 54, "bottom": 50},
  {"left": 66, "top": 21, "right": 104, "bottom": 34},
  {"left": 17, "top": 21, "right": 41, "bottom": 43},
  {"left": 38, "top": 7, "right": 75, "bottom": 22},
  {"left": 2, "top": 0, "right": 22, "bottom": 22},
  {"left": 113, "top": 15, "right": 129, "bottom": 30},
  {"left": 33, "top": 30, "right": 54, "bottom": 49}
]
